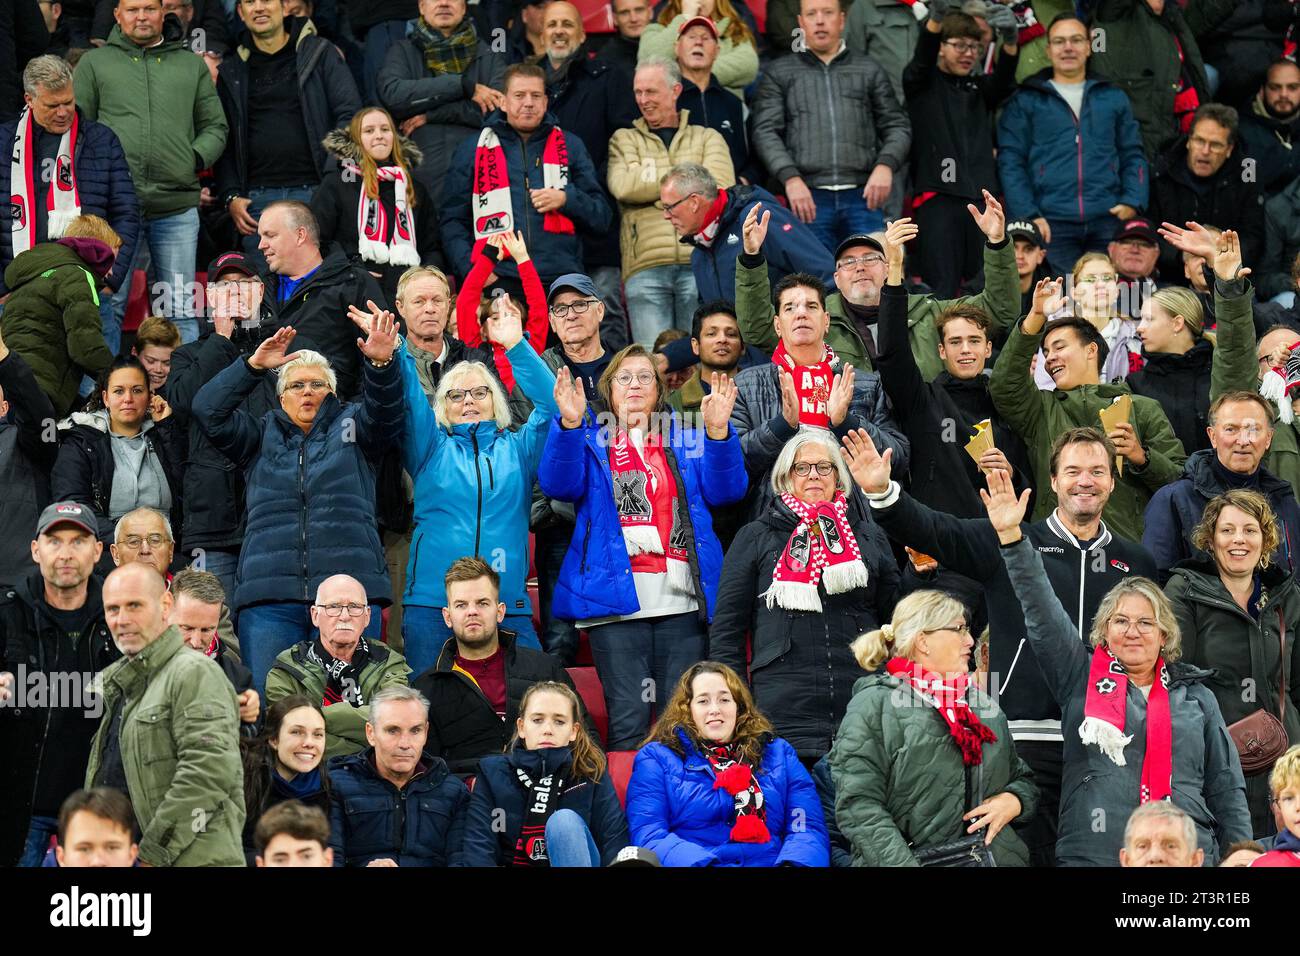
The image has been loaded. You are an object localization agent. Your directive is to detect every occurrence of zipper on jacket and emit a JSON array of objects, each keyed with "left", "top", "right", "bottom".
[
  {"left": 395, "top": 785, "right": 408, "bottom": 857},
  {"left": 298, "top": 442, "right": 309, "bottom": 600},
  {"left": 471, "top": 430, "right": 484, "bottom": 556},
  {"left": 405, "top": 532, "right": 422, "bottom": 599},
  {"left": 520, "top": 137, "right": 535, "bottom": 250},
  {"left": 486, "top": 457, "right": 495, "bottom": 490},
  {"left": 823, "top": 64, "right": 840, "bottom": 185}
]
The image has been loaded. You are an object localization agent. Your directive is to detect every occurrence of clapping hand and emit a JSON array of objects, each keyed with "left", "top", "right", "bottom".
[
  {"left": 699, "top": 372, "right": 737, "bottom": 440},
  {"left": 248, "top": 326, "right": 302, "bottom": 371},
  {"left": 828, "top": 365, "right": 856, "bottom": 427},
  {"left": 883, "top": 217, "right": 919, "bottom": 271},
  {"left": 840, "top": 428, "right": 892, "bottom": 494},
  {"left": 554, "top": 367, "right": 588, "bottom": 428},
  {"left": 778, "top": 365, "right": 800, "bottom": 428},
  {"left": 978, "top": 467, "right": 1029, "bottom": 544}
]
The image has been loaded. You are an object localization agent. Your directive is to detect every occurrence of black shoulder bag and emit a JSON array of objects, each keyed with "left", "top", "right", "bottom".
[{"left": 912, "top": 760, "right": 998, "bottom": 867}]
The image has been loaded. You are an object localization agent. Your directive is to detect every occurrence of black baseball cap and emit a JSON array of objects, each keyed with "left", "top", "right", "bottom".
[
  {"left": 206, "top": 251, "right": 258, "bottom": 280},
  {"left": 547, "top": 273, "right": 601, "bottom": 304},
  {"left": 833, "top": 233, "right": 885, "bottom": 261},
  {"left": 36, "top": 501, "right": 97, "bottom": 538},
  {"left": 1112, "top": 217, "right": 1159, "bottom": 245},
  {"left": 1006, "top": 219, "right": 1044, "bottom": 247}
]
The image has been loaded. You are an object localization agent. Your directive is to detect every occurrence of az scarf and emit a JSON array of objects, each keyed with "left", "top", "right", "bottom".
[
  {"left": 511, "top": 761, "right": 568, "bottom": 866},
  {"left": 772, "top": 340, "right": 837, "bottom": 428},
  {"left": 1010, "top": 1, "right": 1045, "bottom": 45},
  {"left": 307, "top": 636, "right": 370, "bottom": 707},
  {"left": 10, "top": 106, "right": 81, "bottom": 257},
  {"left": 608, "top": 429, "right": 692, "bottom": 592},
  {"left": 1259, "top": 340, "right": 1300, "bottom": 424},
  {"left": 472, "top": 126, "right": 574, "bottom": 240},
  {"left": 766, "top": 491, "right": 868, "bottom": 612},
  {"left": 343, "top": 161, "right": 420, "bottom": 267},
  {"left": 1080, "top": 646, "right": 1173, "bottom": 803},
  {"left": 887, "top": 658, "right": 998, "bottom": 766},
  {"left": 702, "top": 742, "right": 770, "bottom": 844},
  {"left": 410, "top": 15, "right": 479, "bottom": 75},
  {"left": 690, "top": 191, "right": 729, "bottom": 248}
]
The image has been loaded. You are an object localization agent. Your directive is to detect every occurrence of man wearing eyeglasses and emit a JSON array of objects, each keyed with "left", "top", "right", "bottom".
[
  {"left": 265, "top": 574, "right": 411, "bottom": 759},
  {"left": 998, "top": 12, "right": 1148, "bottom": 274},
  {"left": 1146, "top": 104, "right": 1265, "bottom": 286}
]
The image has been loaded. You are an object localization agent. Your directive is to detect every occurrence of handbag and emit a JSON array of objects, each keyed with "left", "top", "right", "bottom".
[
  {"left": 1226, "top": 607, "right": 1290, "bottom": 776},
  {"left": 912, "top": 760, "right": 997, "bottom": 867}
]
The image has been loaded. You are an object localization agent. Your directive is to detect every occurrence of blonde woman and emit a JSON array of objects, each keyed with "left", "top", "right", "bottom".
[{"left": 829, "top": 589, "right": 1036, "bottom": 867}]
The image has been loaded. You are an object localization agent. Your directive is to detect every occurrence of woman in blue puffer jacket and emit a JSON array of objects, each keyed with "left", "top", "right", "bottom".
[
  {"left": 626, "top": 661, "right": 829, "bottom": 867},
  {"left": 391, "top": 293, "right": 556, "bottom": 676},
  {"left": 538, "top": 345, "right": 747, "bottom": 750}
]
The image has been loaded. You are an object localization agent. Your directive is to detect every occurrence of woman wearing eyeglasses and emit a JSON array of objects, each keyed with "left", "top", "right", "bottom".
[
  {"left": 986, "top": 468, "right": 1252, "bottom": 866},
  {"left": 538, "top": 344, "right": 747, "bottom": 750},
  {"left": 709, "top": 431, "right": 898, "bottom": 765},
  {"left": 1033, "top": 252, "right": 1143, "bottom": 387}
]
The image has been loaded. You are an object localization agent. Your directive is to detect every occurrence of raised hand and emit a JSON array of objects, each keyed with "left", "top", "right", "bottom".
[
  {"left": 347, "top": 298, "right": 392, "bottom": 337},
  {"left": 699, "top": 372, "right": 737, "bottom": 439},
  {"left": 1157, "top": 220, "right": 1217, "bottom": 262},
  {"left": 149, "top": 394, "right": 172, "bottom": 422},
  {"left": 1030, "top": 277, "right": 1064, "bottom": 317},
  {"left": 357, "top": 308, "right": 399, "bottom": 364},
  {"left": 978, "top": 467, "right": 1030, "bottom": 543},
  {"left": 485, "top": 293, "right": 524, "bottom": 350},
  {"left": 743, "top": 201, "right": 771, "bottom": 256},
  {"left": 778, "top": 365, "right": 800, "bottom": 428},
  {"left": 883, "top": 217, "right": 919, "bottom": 271},
  {"left": 966, "top": 189, "right": 1006, "bottom": 243},
  {"left": 828, "top": 364, "right": 855, "bottom": 427},
  {"left": 248, "top": 326, "right": 302, "bottom": 371},
  {"left": 840, "top": 428, "right": 893, "bottom": 494},
  {"left": 1212, "top": 229, "right": 1251, "bottom": 281},
  {"left": 554, "top": 366, "right": 588, "bottom": 428},
  {"left": 500, "top": 229, "right": 530, "bottom": 264}
]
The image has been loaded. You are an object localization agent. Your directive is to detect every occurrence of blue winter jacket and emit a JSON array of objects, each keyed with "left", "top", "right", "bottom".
[
  {"left": 536, "top": 413, "right": 747, "bottom": 622},
  {"left": 438, "top": 110, "right": 612, "bottom": 285},
  {"left": 191, "top": 354, "right": 404, "bottom": 609},
  {"left": 327, "top": 749, "right": 469, "bottom": 867},
  {"left": 461, "top": 744, "right": 630, "bottom": 866},
  {"left": 997, "top": 69, "right": 1148, "bottom": 224},
  {"left": 400, "top": 338, "right": 556, "bottom": 613},
  {"left": 0, "top": 108, "right": 140, "bottom": 294},
  {"left": 626, "top": 730, "right": 830, "bottom": 867},
  {"left": 685, "top": 183, "right": 835, "bottom": 304}
]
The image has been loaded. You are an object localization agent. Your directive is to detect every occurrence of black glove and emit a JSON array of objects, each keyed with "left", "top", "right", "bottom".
[{"left": 927, "top": 0, "right": 955, "bottom": 21}]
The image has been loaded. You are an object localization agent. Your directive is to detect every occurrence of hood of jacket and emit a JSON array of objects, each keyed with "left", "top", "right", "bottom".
[
  {"left": 57, "top": 407, "right": 157, "bottom": 437},
  {"left": 718, "top": 183, "right": 761, "bottom": 232},
  {"left": 3, "top": 241, "right": 110, "bottom": 292},
  {"left": 56, "top": 238, "right": 115, "bottom": 279},
  {"left": 1019, "top": 66, "right": 1112, "bottom": 99},
  {"left": 1249, "top": 92, "right": 1300, "bottom": 137},
  {"left": 9, "top": 567, "right": 105, "bottom": 621},
  {"left": 1140, "top": 338, "right": 1213, "bottom": 375},
  {"left": 333, "top": 747, "right": 450, "bottom": 788},
  {"left": 1182, "top": 446, "right": 1293, "bottom": 500},
  {"left": 321, "top": 126, "right": 425, "bottom": 169},
  {"left": 506, "top": 742, "right": 574, "bottom": 776}
]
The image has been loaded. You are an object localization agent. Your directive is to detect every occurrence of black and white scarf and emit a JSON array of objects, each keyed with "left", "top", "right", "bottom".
[
  {"left": 511, "top": 763, "right": 567, "bottom": 867},
  {"left": 307, "top": 636, "right": 370, "bottom": 706}
]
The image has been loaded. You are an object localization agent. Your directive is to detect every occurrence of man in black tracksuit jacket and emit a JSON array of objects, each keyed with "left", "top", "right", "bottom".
[{"left": 857, "top": 430, "right": 1155, "bottom": 867}]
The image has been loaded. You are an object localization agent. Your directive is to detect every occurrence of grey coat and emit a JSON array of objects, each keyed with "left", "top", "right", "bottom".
[{"left": 1001, "top": 537, "right": 1252, "bottom": 866}]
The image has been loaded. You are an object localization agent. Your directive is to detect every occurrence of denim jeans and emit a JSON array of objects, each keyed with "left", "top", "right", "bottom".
[
  {"left": 239, "top": 185, "right": 318, "bottom": 269},
  {"left": 239, "top": 600, "right": 384, "bottom": 695},
  {"left": 1043, "top": 214, "right": 1120, "bottom": 275},
  {"left": 807, "top": 187, "right": 884, "bottom": 253},
  {"left": 402, "top": 605, "right": 542, "bottom": 679},
  {"left": 192, "top": 548, "right": 240, "bottom": 610},
  {"left": 19, "top": 815, "right": 59, "bottom": 867},
  {"left": 108, "top": 207, "right": 201, "bottom": 346},
  {"left": 585, "top": 611, "right": 707, "bottom": 750},
  {"left": 545, "top": 808, "right": 602, "bottom": 867},
  {"left": 624, "top": 264, "right": 699, "bottom": 346},
  {"left": 535, "top": 524, "right": 580, "bottom": 665}
]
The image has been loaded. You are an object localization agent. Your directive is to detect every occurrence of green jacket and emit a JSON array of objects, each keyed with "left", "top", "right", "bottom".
[
  {"left": 85, "top": 626, "right": 245, "bottom": 867},
  {"left": 0, "top": 242, "right": 114, "bottom": 416},
  {"left": 828, "top": 673, "right": 1038, "bottom": 867},
  {"left": 990, "top": 319, "right": 1187, "bottom": 540},
  {"left": 265, "top": 640, "right": 411, "bottom": 759},
  {"left": 74, "top": 27, "right": 228, "bottom": 219},
  {"left": 735, "top": 239, "right": 1021, "bottom": 381}
]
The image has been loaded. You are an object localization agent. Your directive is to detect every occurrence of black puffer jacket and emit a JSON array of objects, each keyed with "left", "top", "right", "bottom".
[
  {"left": 1126, "top": 339, "right": 1214, "bottom": 456},
  {"left": 0, "top": 571, "right": 116, "bottom": 866},
  {"left": 709, "top": 498, "right": 900, "bottom": 761},
  {"left": 411, "top": 632, "right": 585, "bottom": 776}
]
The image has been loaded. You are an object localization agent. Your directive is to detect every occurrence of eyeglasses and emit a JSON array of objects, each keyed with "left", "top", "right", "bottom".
[
  {"left": 837, "top": 254, "right": 885, "bottom": 270},
  {"left": 120, "top": 533, "right": 170, "bottom": 550},
  {"left": 1189, "top": 135, "right": 1229, "bottom": 154},
  {"left": 613, "top": 371, "right": 656, "bottom": 387},
  {"left": 924, "top": 622, "right": 972, "bottom": 636},
  {"left": 315, "top": 602, "right": 367, "bottom": 617},
  {"left": 1110, "top": 615, "right": 1158, "bottom": 635},
  {"left": 1076, "top": 273, "right": 1117, "bottom": 285},
  {"left": 792, "top": 461, "right": 835, "bottom": 477},
  {"left": 285, "top": 379, "right": 330, "bottom": 394},
  {"left": 942, "top": 40, "right": 980, "bottom": 54},
  {"left": 657, "top": 192, "right": 699, "bottom": 214},
  {"left": 447, "top": 385, "right": 491, "bottom": 404},
  {"left": 549, "top": 299, "right": 597, "bottom": 318}
]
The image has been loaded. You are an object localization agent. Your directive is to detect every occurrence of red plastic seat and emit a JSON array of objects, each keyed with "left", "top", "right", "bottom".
[
  {"left": 574, "top": 629, "right": 593, "bottom": 666},
  {"left": 567, "top": 665, "right": 607, "bottom": 747},
  {"left": 606, "top": 751, "right": 636, "bottom": 809}
]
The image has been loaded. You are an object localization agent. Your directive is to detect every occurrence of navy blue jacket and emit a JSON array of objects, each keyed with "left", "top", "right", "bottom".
[
  {"left": 190, "top": 353, "right": 404, "bottom": 609},
  {"left": 684, "top": 184, "right": 835, "bottom": 305},
  {"left": 439, "top": 110, "right": 612, "bottom": 286},
  {"left": 0, "top": 108, "right": 139, "bottom": 294},
  {"left": 1143, "top": 448, "right": 1300, "bottom": 584},
  {"left": 678, "top": 76, "right": 752, "bottom": 182},
  {"left": 997, "top": 69, "right": 1148, "bottom": 224},
  {"left": 462, "top": 745, "right": 629, "bottom": 866},
  {"left": 327, "top": 749, "right": 469, "bottom": 867}
]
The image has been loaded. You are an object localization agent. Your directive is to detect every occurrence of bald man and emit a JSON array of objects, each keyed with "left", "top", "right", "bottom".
[
  {"left": 108, "top": 507, "right": 175, "bottom": 576},
  {"left": 85, "top": 563, "right": 246, "bottom": 867},
  {"left": 264, "top": 574, "right": 411, "bottom": 758}
]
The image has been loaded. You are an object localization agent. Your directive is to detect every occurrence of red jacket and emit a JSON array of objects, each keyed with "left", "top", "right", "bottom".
[{"left": 455, "top": 241, "right": 549, "bottom": 391}]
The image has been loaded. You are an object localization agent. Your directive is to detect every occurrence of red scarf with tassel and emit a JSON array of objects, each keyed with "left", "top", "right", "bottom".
[
  {"left": 1080, "top": 647, "right": 1173, "bottom": 803},
  {"left": 886, "top": 658, "right": 997, "bottom": 766},
  {"left": 701, "top": 742, "right": 770, "bottom": 844}
]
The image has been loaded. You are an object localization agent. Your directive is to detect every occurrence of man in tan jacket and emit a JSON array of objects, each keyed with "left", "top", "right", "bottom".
[{"left": 608, "top": 56, "right": 734, "bottom": 346}]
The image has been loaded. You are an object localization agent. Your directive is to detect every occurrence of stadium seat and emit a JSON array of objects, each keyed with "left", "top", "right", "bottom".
[
  {"left": 567, "top": 665, "right": 607, "bottom": 747},
  {"left": 607, "top": 751, "right": 636, "bottom": 809}
]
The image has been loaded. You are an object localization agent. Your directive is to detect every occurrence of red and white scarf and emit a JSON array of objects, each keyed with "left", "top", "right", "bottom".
[
  {"left": 772, "top": 340, "right": 837, "bottom": 429},
  {"left": 689, "top": 191, "right": 729, "bottom": 248},
  {"left": 1081, "top": 646, "right": 1173, "bottom": 803},
  {"left": 701, "top": 742, "right": 770, "bottom": 844},
  {"left": 887, "top": 658, "right": 998, "bottom": 766},
  {"left": 1011, "top": 1, "right": 1045, "bottom": 45},
  {"left": 472, "top": 125, "right": 574, "bottom": 240},
  {"left": 10, "top": 106, "right": 81, "bottom": 257},
  {"left": 608, "top": 429, "right": 692, "bottom": 593},
  {"left": 344, "top": 161, "right": 419, "bottom": 268},
  {"left": 766, "top": 491, "right": 867, "bottom": 612}
]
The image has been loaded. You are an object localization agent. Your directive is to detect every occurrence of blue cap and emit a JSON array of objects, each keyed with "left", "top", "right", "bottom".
[{"left": 547, "top": 273, "right": 600, "bottom": 304}]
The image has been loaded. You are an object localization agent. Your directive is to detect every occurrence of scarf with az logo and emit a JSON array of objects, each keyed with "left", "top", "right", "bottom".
[
  {"left": 511, "top": 764, "right": 567, "bottom": 866},
  {"left": 472, "top": 125, "right": 574, "bottom": 240},
  {"left": 701, "top": 741, "right": 770, "bottom": 844},
  {"left": 343, "top": 161, "right": 419, "bottom": 268},
  {"left": 608, "top": 428, "right": 693, "bottom": 593},
  {"left": 1081, "top": 646, "right": 1173, "bottom": 803},
  {"left": 10, "top": 106, "right": 81, "bottom": 257},
  {"left": 772, "top": 340, "right": 837, "bottom": 428},
  {"left": 307, "top": 635, "right": 370, "bottom": 706},
  {"left": 766, "top": 491, "right": 868, "bottom": 611}
]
